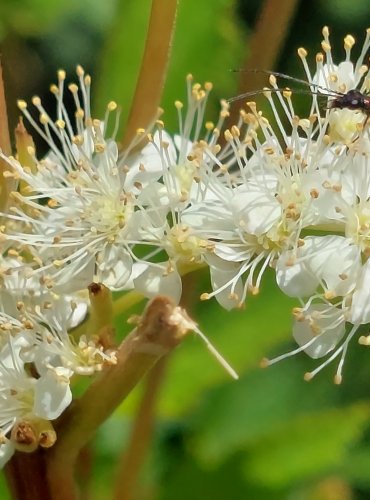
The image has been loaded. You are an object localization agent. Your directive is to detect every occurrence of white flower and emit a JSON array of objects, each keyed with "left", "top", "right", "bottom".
[
  {"left": 0, "top": 333, "right": 70, "bottom": 444},
  {"left": 24, "top": 295, "right": 117, "bottom": 376},
  {"left": 292, "top": 303, "right": 347, "bottom": 359},
  {"left": 262, "top": 300, "right": 361, "bottom": 384},
  {"left": 1, "top": 69, "right": 161, "bottom": 292},
  {"left": 298, "top": 27, "right": 370, "bottom": 144},
  {"left": 0, "top": 255, "right": 89, "bottom": 329},
  {"left": 350, "top": 259, "right": 370, "bottom": 324},
  {"left": 276, "top": 235, "right": 361, "bottom": 299},
  {"left": 308, "top": 28, "right": 370, "bottom": 94},
  {"left": 181, "top": 142, "right": 339, "bottom": 308},
  {"left": 128, "top": 76, "right": 231, "bottom": 208}
]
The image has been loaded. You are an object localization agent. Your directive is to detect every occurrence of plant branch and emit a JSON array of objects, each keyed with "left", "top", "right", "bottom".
[
  {"left": 46, "top": 295, "right": 193, "bottom": 500},
  {"left": 114, "top": 357, "right": 168, "bottom": 500},
  {"left": 0, "top": 61, "right": 12, "bottom": 211},
  {"left": 113, "top": 272, "right": 203, "bottom": 500},
  {"left": 121, "top": 0, "right": 178, "bottom": 149}
]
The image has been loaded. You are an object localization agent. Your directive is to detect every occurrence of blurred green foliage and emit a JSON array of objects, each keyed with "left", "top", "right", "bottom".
[{"left": 1, "top": 0, "right": 370, "bottom": 499}]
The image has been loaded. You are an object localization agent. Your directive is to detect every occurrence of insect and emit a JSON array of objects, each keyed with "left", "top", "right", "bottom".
[
  {"left": 228, "top": 69, "right": 370, "bottom": 117},
  {"left": 328, "top": 89, "right": 370, "bottom": 115}
]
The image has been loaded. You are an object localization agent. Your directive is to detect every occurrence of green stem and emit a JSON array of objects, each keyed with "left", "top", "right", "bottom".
[
  {"left": 87, "top": 283, "right": 114, "bottom": 337},
  {"left": 121, "top": 0, "right": 178, "bottom": 149},
  {"left": 113, "top": 290, "right": 144, "bottom": 317},
  {"left": 113, "top": 357, "right": 168, "bottom": 500},
  {"left": 0, "top": 61, "right": 13, "bottom": 211}
]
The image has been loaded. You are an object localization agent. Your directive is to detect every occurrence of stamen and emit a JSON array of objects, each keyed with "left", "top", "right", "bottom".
[{"left": 193, "top": 325, "right": 238, "bottom": 379}]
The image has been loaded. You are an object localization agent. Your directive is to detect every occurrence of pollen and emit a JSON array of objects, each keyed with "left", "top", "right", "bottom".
[
  {"left": 298, "top": 47, "right": 308, "bottom": 59},
  {"left": 344, "top": 34, "right": 355, "bottom": 50}
]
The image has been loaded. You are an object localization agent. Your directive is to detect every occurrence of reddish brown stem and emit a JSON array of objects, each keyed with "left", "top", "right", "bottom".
[{"left": 4, "top": 450, "right": 51, "bottom": 500}]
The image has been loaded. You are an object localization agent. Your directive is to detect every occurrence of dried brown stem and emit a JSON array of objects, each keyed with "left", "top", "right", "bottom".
[{"left": 112, "top": 274, "right": 201, "bottom": 500}]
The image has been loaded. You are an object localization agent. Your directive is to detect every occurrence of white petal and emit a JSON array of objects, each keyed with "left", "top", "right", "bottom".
[
  {"left": 210, "top": 264, "right": 244, "bottom": 310},
  {"left": 133, "top": 264, "right": 182, "bottom": 304},
  {"left": 276, "top": 255, "right": 318, "bottom": 297},
  {"left": 96, "top": 246, "right": 132, "bottom": 290},
  {"left": 278, "top": 236, "right": 360, "bottom": 298},
  {"left": 232, "top": 189, "right": 280, "bottom": 236},
  {"left": 52, "top": 256, "right": 95, "bottom": 294},
  {"left": 293, "top": 304, "right": 346, "bottom": 358},
  {"left": 33, "top": 368, "right": 72, "bottom": 420},
  {"left": 350, "top": 260, "right": 370, "bottom": 324},
  {"left": 0, "top": 441, "right": 15, "bottom": 468},
  {"left": 304, "top": 236, "right": 360, "bottom": 296}
]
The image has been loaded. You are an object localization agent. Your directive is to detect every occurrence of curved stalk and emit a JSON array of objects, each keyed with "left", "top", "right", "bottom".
[{"left": 121, "top": 0, "right": 178, "bottom": 149}]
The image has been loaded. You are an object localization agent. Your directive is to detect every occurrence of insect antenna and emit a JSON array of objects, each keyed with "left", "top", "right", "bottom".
[
  {"left": 228, "top": 68, "right": 342, "bottom": 103},
  {"left": 227, "top": 86, "right": 341, "bottom": 104}
]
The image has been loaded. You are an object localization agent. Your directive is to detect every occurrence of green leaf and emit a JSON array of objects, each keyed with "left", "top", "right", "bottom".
[
  {"left": 339, "top": 445, "right": 370, "bottom": 488},
  {"left": 242, "top": 402, "right": 370, "bottom": 488},
  {"left": 188, "top": 356, "right": 339, "bottom": 467},
  {"left": 157, "top": 454, "right": 285, "bottom": 500},
  {"left": 0, "top": 0, "right": 75, "bottom": 37},
  {"left": 94, "top": 0, "right": 152, "bottom": 127},
  {"left": 160, "top": 0, "right": 245, "bottom": 130}
]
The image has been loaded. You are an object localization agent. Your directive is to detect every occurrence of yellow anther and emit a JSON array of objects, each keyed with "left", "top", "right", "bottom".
[{"left": 58, "top": 69, "right": 66, "bottom": 81}]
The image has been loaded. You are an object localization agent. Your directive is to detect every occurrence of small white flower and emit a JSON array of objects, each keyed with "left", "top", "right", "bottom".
[
  {"left": 0, "top": 333, "right": 70, "bottom": 438},
  {"left": 350, "top": 259, "right": 370, "bottom": 324},
  {"left": 299, "top": 27, "right": 370, "bottom": 144},
  {"left": 1, "top": 69, "right": 161, "bottom": 292},
  {"left": 276, "top": 235, "right": 361, "bottom": 299},
  {"left": 128, "top": 76, "right": 231, "bottom": 208},
  {"left": 292, "top": 303, "right": 347, "bottom": 359}
]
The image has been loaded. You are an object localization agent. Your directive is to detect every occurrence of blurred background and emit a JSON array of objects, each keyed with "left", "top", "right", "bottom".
[{"left": 1, "top": 1, "right": 370, "bottom": 499}]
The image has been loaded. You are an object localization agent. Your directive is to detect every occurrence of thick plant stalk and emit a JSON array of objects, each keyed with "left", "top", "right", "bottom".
[
  {"left": 121, "top": 0, "right": 178, "bottom": 149},
  {"left": 113, "top": 274, "right": 208, "bottom": 500},
  {"left": 114, "top": 357, "right": 168, "bottom": 500},
  {"left": 46, "top": 296, "right": 193, "bottom": 500}
]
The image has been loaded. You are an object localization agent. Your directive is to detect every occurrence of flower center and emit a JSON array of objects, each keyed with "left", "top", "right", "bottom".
[
  {"left": 346, "top": 201, "right": 370, "bottom": 255},
  {"left": 165, "top": 224, "right": 214, "bottom": 263},
  {"left": 84, "top": 194, "right": 133, "bottom": 235}
]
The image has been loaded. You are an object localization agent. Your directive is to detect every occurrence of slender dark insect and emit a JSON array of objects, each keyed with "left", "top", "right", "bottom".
[{"left": 228, "top": 69, "right": 370, "bottom": 117}]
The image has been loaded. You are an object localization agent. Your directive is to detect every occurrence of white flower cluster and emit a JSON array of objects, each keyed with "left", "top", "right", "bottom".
[
  {"left": 0, "top": 26, "right": 369, "bottom": 462},
  {"left": 0, "top": 273, "right": 116, "bottom": 464}
]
